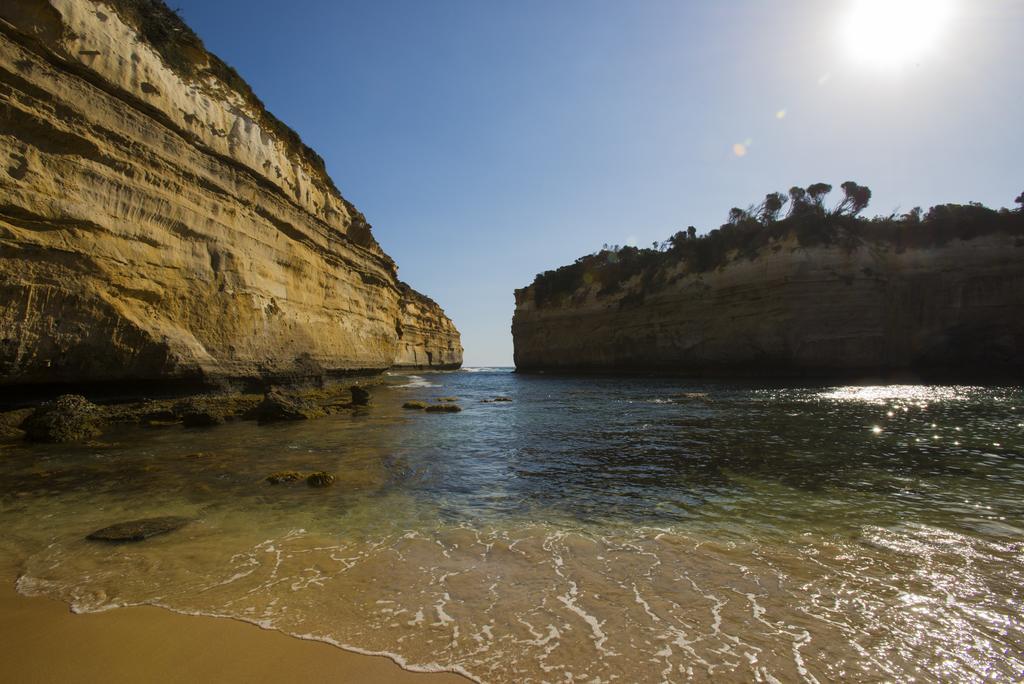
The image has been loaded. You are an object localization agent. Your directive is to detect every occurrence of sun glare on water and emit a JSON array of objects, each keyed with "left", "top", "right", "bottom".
[{"left": 840, "top": 0, "right": 955, "bottom": 69}]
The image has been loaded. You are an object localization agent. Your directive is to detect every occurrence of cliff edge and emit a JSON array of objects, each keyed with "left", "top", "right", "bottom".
[
  {"left": 0, "top": 0, "right": 461, "bottom": 388},
  {"left": 513, "top": 191, "right": 1024, "bottom": 377}
]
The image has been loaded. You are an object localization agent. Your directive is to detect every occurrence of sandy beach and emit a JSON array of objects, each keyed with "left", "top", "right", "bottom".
[{"left": 0, "top": 574, "right": 467, "bottom": 683}]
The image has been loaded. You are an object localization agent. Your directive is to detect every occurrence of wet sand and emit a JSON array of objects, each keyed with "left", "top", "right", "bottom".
[{"left": 0, "top": 576, "right": 467, "bottom": 684}]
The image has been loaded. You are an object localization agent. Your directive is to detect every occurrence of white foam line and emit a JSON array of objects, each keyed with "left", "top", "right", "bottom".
[
  {"left": 632, "top": 582, "right": 660, "bottom": 622},
  {"left": 433, "top": 593, "right": 456, "bottom": 627},
  {"left": 557, "top": 580, "right": 614, "bottom": 656},
  {"left": 516, "top": 618, "right": 562, "bottom": 673},
  {"left": 197, "top": 564, "right": 258, "bottom": 592},
  {"left": 153, "top": 601, "right": 481, "bottom": 682},
  {"left": 791, "top": 629, "right": 819, "bottom": 683}
]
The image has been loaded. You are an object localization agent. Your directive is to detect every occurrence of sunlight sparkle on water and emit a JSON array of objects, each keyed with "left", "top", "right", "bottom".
[{"left": 818, "top": 385, "right": 966, "bottom": 405}]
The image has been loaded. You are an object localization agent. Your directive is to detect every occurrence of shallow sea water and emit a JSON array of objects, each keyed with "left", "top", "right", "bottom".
[{"left": 1, "top": 370, "right": 1022, "bottom": 682}]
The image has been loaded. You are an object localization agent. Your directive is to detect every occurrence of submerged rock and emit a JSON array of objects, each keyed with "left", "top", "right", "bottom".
[
  {"left": 425, "top": 404, "right": 462, "bottom": 413},
  {"left": 402, "top": 401, "right": 428, "bottom": 410},
  {"left": 86, "top": 516, "right": 191, "bottom": 542},
  {"left": 481, "top": 396, "right": 513, "bottom": 403},
  {"left": 436, "top": 396, "right": 459, "bottom": 402},
  {"left": 21, "top": 395, "right": 103, "bottom": 443},
  {"left": 306, "top": 472, "right": 336, "bottom": 487},
  {"left": 256, "top": 390, "right": 326, "bottom": 423},
  {"left": 266, "top": 471, "right": 304, "bottom": 484},
  {"left": 350, "top": 386, "right": 371, "bottom": 406}
]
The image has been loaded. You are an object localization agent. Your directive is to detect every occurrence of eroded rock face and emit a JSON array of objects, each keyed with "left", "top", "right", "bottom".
[
  {"left": 393, "top": 283, "right": 463, "bottom": 370},
  {"left": 513, "top": 234, "right": 1024, "bottom": 376},
  {"left": 0, "top": 0, "right": 461, "bottom": 387}
]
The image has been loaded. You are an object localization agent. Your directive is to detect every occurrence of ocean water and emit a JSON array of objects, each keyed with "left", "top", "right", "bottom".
[{"left": 1, "top": 370, "right": 1022, "bottom": 682}]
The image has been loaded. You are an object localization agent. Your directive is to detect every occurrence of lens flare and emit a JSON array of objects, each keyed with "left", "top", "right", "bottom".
[{"left": 840, "top": 0, "right": 955, "bottom": 69}]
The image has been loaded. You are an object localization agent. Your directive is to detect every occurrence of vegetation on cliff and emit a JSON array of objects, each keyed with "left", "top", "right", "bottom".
[{"left": 521, "top": 184, "right": 1024, "bottom": 308}]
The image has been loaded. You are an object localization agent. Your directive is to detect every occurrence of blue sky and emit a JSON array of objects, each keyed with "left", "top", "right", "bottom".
[{"left": 172, "top": 0, "right": 1022, "bottom": 366}]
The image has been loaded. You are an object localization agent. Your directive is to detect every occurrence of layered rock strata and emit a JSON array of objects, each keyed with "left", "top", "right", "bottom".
[
  {"left": 0, "top": 0, "right": 460, "bottom": 389},
  {"left": 513, "top": 233, "right": 1024, "bottom": 376},
  {"left": 394, "top": 283, "right": 462, "bottom": 369}
]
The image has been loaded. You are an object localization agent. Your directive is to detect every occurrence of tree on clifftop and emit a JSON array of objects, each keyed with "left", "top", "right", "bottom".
[
  {"left": 728, "top": 207, "right": 749, "bottom": 225},
  {"left": 835, "top": 181, "right": 872, "bottom": 217},
  {"left": 788, "top": 186, "right": 809, "bottom": 216},
  {"left": 806, "top": 183, "right": 833, "bottom": 210},
  {"left": 760, "top": 192, "right": 787, "bottom": 223},
  {"left": 1015, "top": 191, "right": 1023, "bottom": 211}
]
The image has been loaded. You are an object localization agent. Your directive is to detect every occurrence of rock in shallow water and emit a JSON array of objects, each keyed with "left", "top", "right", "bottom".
[
  {"left": 350, "top": 386, "right": 371, "bottom": 406},
  {"left": 425, "top": 404, "right": 462, "bottom": 413},
  {"left": 21, "top": 395, "right": 103, "bottom": 443},
  {"left": 266, "top": 471, "right": 304, "bottom": 484},
  {"left": 256, "top": 390, "right": 326, "bottom": 423},
  {"left": 86, "top": 516, "right": 191, "bottom": 542},
  {"left": 306, "top": 472, "right": 336, "bottom": 487},
  {"left": 175, "top": 397, "right": 228, "bottom": 427},
  {"left": 402, "top": 401, "right": 428, "bottom": 410}
]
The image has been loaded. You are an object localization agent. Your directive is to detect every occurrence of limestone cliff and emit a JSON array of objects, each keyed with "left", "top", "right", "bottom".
[
  {"left": 513, "top": 226, "right": 1024, "bottom": 377},
  {"left": 0, "top": 0, "right": 461, "bottom": 387},
  {"left": 393, "top": 283, "right": 462, "bottom": 370}
]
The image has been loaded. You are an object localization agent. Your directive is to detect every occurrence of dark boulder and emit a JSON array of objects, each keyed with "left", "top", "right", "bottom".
[
  {"left": 255, "top": 389, "right": 325, "bottom": 423},
  {"left": 350, "top": 385, "right": 370, "bottom": 406},
  {"left": 86, "top": 516, "right": 191, "bottom": 542},
  {"left": 21, "top": 394, "right": 103, "bottom": 442},
  {"left": 306, "top": 471, "right": 336, "bottom": 487}
]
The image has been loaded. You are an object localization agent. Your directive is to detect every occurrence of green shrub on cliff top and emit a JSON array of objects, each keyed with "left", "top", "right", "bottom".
[{"left": 520, "top": 185, "right": 1024, "bottom": 308}]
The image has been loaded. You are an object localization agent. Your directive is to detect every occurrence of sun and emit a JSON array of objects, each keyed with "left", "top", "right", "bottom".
[{"left": 840, "top": 0, "right": 955, "bottom": 69}]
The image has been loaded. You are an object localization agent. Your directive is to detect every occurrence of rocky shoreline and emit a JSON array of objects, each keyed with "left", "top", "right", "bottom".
[
  {"left": 0, "top": 382, "right": 376, "bottom": 441},
  {"left": 0, "top": 369, "right": 488, "bottom": 444}
]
